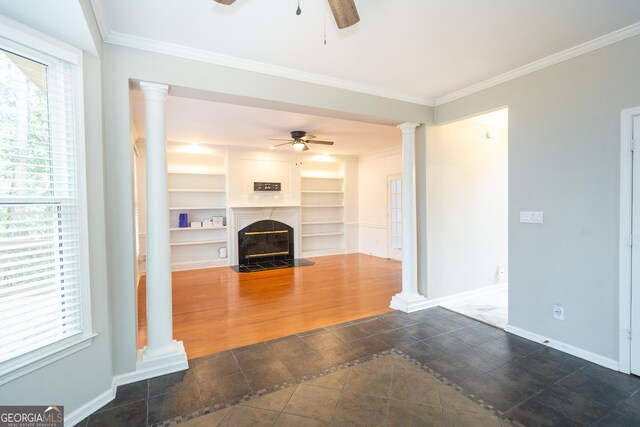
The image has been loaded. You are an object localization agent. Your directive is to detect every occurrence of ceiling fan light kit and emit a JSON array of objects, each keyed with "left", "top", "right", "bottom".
[
  {"left": 268, "top": 130, "right": 335, "bottom": 152},
  {"left": 213, "top": 0, "right": 360, "bottom": 29}
]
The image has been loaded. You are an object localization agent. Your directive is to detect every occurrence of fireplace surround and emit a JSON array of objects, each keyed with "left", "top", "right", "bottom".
[
  {"left": 238, "top": 220, "right": 294, "bottom": 265},
  {"left": 229, "top": 207, "right": 314, "bottom": 272}
]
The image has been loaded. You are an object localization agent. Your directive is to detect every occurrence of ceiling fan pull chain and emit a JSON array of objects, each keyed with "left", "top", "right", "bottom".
[
  {"left": 324, "top": 3, "right": 327, "bottom": 45},
  {"left": 296, "top": 0, "right": 302, "bottom": 16}
]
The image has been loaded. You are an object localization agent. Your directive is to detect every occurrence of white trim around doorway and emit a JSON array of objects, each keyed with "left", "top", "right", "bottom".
[{"left": 618, "top": 106, "right": 640, "bottom": 374}]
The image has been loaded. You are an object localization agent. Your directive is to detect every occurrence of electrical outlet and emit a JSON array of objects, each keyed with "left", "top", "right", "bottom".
[
  {"left": 553, "top": 304, "right": 564, "bottom": 320},
  {"left": 520, "top": 211, "right": 544, "bottom": 224}
]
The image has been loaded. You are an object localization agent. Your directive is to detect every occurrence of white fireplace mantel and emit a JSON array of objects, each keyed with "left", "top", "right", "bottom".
[{"left": 228, "top": 206, "right": 302, "bottom": 264}]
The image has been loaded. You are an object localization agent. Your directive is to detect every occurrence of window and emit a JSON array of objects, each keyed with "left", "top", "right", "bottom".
[{"left": 0, "top": 23, "right": 92, "bottom": 384}]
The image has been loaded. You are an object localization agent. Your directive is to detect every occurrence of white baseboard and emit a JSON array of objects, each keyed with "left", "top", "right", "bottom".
[
  {"left": 390, "top": 293, "right": 428, "bottom": 313},
  {"left": 171, "top": 259, "right": 229, "bottom": 272},
  {"left": 64, "top": 385, "right": 115, "bottom": 427},
  {"left": 505, "top": 325, "right": 619, "bottom": 371},
  {"left": 400, "top": 283, "right": 508, "bottom": 313},
  {"left": 302, "top": 248, "right": 347, "bottom": 258},
  {"left": 403, "top": 284, "right": 619, "bottom": 372},
  {"left": 65, "top": 346, "right": 188, "bottom": 425},
  {"left": 357, "top": 250, "right": 391, "bottom": 260}
]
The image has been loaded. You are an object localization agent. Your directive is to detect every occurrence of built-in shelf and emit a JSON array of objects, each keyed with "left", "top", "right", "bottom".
[
  {"left": 140, "top": 151, "right": 231, "bottom": 274},
  {"left": 300, "top": 172, "right": 345, "bottom": 256},
  {"left": 170, "top": 239, "right": 227, "bottom": 247},
  {"left": 170, "top": 226, "right": 226, "bottom": 231},
  {"left": 302, "top": 221, "right": 344, "bottom": 225},
  {"left": 169, "top": 189, "right": 225, "bottom": 193},
  {"left": 169, "top": 206, "right": 226, "bottom": 210},
  {"left": 302, "top": 232, "right": 344, "bottom": 237}
]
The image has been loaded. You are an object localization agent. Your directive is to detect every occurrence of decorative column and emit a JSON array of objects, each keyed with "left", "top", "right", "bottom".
[
  {"left": 138, "top": 82, "right": 187, "bottom": 373},
  {"left": 390, "top": 122, "right": 427, "bottom": 312}
]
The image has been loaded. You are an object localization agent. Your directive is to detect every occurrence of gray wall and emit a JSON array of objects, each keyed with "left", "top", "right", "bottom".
[
  {"left": 0, "top": 51, "right": 113, "bottom": 413},
  {"left": 435, "top": 35, "right": 640, "bottom": 360},
  {"left": 103, "top": 44, "right": 433, "bottom": 375}
]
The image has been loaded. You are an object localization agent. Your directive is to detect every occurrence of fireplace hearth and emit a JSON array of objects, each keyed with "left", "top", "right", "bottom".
[{"left": 233, "top": 219, "right": 313, "bottom": 272}]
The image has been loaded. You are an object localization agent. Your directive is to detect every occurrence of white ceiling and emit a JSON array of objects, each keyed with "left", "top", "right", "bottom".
[
  {"left": 0, "top": 0, "right": 98, "bottom": 55},
  {"left": 96, "top": 0, "right": 640, "bottom": 104},
  {"left": 131, "top": 92, "right": 401, "bottom": 156},
  {"left": 5, "top": 1, "right": 638, "bottom": 155}
]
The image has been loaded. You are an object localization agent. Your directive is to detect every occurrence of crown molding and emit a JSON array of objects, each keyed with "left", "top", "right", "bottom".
[
  {"left": 89, "top": 0, "right": 110, "bottom": 41},
  {"left": 434, "top": 21, "right": 640, "bottom": 106},
  {"left": 104, "top": 30, "right": 433, "bottom": 106}
]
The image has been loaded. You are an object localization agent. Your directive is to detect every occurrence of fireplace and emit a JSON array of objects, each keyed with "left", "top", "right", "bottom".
[{"left": 238, "top": 220, "right": 294, "bottom": 265}]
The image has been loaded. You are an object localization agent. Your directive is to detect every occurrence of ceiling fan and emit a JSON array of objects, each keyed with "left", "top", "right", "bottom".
[
  {"left": 213, "top": 0, "right": 360, "bottom": 29},
  {"left": 269, "top": 130, "right": 334, "bottom": 151}
]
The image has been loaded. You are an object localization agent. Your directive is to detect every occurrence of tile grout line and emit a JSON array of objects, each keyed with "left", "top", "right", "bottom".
[
  {"left": 500, "top": 364, "right": 587, "bottom": 418},
  {"left": 230, "top": 350, "right": 255, "bottom": 396},
  {"left": 146, "top": 379, "right": 150, "bottom": 427},
  {"left": 271, "top": 383, "right": 298, "bottom": 425},
  {"left": 384, "top": 355, "right": 397, "bottom": 427},
  {"left": 327, "top": 362, "right": 353, "bottom": 425}
]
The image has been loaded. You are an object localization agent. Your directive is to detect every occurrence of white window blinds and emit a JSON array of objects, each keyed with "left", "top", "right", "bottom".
[{"left": 0, "top": 46, "right": 83, "bottom": 363}]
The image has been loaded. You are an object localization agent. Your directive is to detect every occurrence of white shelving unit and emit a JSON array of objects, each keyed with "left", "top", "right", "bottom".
[
  {"left": 300, "top": 176, "right": 345, "bottom": 256},
  {"left": 167, "top": 166, "right": 229, "bottom": 271}
]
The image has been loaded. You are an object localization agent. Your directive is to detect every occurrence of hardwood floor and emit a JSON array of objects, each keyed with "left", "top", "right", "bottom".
[{"left": 137, "top": 253, "right": 401, "bottom": 359}]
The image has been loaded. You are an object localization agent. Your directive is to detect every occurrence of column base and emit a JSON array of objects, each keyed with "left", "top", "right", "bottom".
[
  {"left": 390, "top": 293, "right": 429, "bottom": 313},
  {"left": 136, "top": 340, "right": 188, "bottom": 379}
]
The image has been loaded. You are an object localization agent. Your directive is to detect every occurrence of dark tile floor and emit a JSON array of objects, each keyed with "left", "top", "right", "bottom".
[
  {"left": 179, "top": 353, "right": 506, "bottom": 427},
  {"left": 81, "top": 307, "right": 640, "bottom": 426}
]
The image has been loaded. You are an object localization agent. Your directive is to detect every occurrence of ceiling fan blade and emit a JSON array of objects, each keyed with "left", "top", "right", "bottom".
[
  {"left": 303, "top": 134, "right": 316, "bottom": 140},
  {"left": 213, "top": 0, "right": 236, "bottom": 4},
  {"left": 327, "top": 0, "right": 360, "bottom": 29},
  {"left": 302, "top": 143, "right": 310, "bottom": 151},
  {"left": 272, "top": 142, "right": 293, "bottom": 147},
  {"left": 268, "top": 138, "right": 294, "bottom": 141},
  {"left": 306, "top": 140, "right": 334, "bottom": 145}
]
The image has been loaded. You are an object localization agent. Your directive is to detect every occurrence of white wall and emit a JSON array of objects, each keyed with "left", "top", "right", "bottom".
[
  {"left": 344, "top": 157, "right": 359, "bottom": 253},
  {"left": 426, "top": 119, "right": 508, "bottom": 299},
  {"left": 435, "top": 34, "right": 640, "bottom": 363},
  {"left": 228, "top": 147, "right": 301, "bottom": 207},
  {"left": 358, "top": 147, "right": 402, "bottom": 258}
]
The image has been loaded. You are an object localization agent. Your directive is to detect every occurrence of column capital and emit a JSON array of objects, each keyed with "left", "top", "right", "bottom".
[
  {"left": 397, "top": 122, "right": 421, "bottom": 134},
  {"left": 140, "top": 81, "right": 169, "bottom": 99}
]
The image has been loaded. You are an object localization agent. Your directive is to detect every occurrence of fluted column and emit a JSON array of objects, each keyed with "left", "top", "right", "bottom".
[
  {"left": 390, "top": 122, "right": 427, "bottom": 312},
  {"left": 138, "top": 81, "right": 187, "bottom": 372}
]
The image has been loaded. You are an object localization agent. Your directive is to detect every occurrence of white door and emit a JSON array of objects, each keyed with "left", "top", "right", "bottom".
[
  {"left": 388, "top": 175, "right": 402, "bottom": 261},
  {"left": 632, "top": 114, "right": 640, "bottom": 375}
]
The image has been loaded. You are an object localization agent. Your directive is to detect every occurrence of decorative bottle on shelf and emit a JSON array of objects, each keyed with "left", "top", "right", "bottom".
[{"left": 178, "top": 213, "right": 188, "bottom": 228}]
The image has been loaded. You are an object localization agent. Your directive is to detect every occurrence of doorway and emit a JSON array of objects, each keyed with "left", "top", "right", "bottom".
[
  {"left": 621, "top": 106, "right": 640, "bottom": 374},
  {"left": 388, "top": 175, "right": 402, "bottom": 261},
  {"left": 431, "top": 108, "right": 509, "bottom": 329}
]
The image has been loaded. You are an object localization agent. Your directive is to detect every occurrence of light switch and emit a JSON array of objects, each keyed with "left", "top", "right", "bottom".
[{"left": 520, "top": 211, "right": 543, "bottom": 224}]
